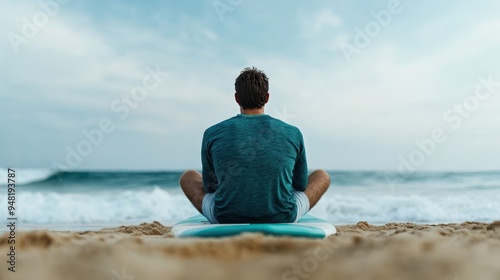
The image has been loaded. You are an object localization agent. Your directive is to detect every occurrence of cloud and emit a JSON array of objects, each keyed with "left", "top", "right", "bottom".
[
  {"left": 1, "top": 0, "right": 500, "bottom": 170},
  {"left": 306, "top": 9, "right": 342, "bottom": 33}
]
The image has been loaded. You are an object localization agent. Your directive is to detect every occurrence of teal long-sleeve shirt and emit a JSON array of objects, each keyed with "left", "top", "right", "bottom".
[{"left": 201, "top": 114, "right": 308, "bottom": 223}]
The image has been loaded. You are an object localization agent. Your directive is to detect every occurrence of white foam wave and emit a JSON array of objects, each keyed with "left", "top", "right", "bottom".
[
  {"left": 310, "top": 192, "right": 500, "bottom": 224},
  {"left": 0, "top": 168, "right": 55, "bottom": 185},
  {"left": 1, "top": 187, "right": 498, "bottom": 225},
  {"left": 0, "top": 187, "right": 198, "bottom": 225}
]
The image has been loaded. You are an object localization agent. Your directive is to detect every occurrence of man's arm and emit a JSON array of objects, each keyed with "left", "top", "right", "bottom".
[
  {"left": 201, "top": 131, "right": 218, "bottom": 193},
  {"left": 292, "top": 131, "right": 308, "bottom": 191}
]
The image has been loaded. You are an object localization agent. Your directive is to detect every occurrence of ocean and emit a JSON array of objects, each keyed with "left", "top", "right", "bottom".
[{"left": 1, "top": 168, "right": 499, "bottom": 230}]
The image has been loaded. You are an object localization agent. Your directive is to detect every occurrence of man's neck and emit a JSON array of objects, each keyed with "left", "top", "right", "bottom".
[{"left": 240, "top": 107, "right": 265, "bottom": 115}]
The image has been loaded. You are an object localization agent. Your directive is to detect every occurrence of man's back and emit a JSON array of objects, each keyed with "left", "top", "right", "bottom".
[
  {"left": 179, "top": 67, "right": 329, "bottom": 225},
  {"left": 202, "top": 114, "right": 308, "bottom": 223}
]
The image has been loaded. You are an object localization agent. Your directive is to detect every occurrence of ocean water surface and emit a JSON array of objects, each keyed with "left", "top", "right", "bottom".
[{"left": 1, "top": 168, "right": 499, "bottom": 230}]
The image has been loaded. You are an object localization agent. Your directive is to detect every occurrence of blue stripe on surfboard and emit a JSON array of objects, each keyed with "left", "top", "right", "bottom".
[
  {"left": 178, "top": 224, "right": 327, "bottom": 238},
  {"left": 173, "top": 214, "right": 335, "bottom": 238}
]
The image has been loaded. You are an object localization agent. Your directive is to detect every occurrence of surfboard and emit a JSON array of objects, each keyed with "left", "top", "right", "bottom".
[{"left": 172, "top": 214, "right": 336, "bottom": 238}]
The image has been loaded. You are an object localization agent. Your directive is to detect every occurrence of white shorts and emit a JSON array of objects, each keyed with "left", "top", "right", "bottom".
[{"left": 202, "top": 190, "right": 310, "bottom": 224}]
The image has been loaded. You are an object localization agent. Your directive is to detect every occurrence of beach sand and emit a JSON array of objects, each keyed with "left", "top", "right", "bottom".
[{"left": 1, "top": 220, "right": 500, "bottom": 280}]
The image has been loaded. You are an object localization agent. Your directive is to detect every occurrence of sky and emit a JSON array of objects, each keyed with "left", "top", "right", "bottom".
[{"left": 1, "top": 0, "right": 500, "bottom": 171}]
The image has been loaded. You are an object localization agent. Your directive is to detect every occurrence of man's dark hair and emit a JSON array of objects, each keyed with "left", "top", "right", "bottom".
[{"left": 234, "top": 67, "right": 269, "bottom": 109}]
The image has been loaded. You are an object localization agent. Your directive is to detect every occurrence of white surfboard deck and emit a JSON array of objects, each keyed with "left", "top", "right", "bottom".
[{"left": 172, "top": 214, "right": 336, "bottom": 238}]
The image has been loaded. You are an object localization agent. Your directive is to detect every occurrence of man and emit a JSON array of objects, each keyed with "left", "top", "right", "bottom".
[{"left": 180, "top": 67, "right": 330, "bottom": 223}]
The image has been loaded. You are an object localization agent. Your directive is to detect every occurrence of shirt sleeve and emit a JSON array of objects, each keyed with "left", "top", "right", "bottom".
[
  {"left": 292, "top": 131, "right": 308, "bottom": 191},
  {"left": 201, "top": 131, "right": 218, "bottom": 193}
]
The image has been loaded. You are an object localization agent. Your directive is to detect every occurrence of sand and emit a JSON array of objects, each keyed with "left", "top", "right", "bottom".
[{"left": 1, "top": 220, "right": 500, "bottom": 280}]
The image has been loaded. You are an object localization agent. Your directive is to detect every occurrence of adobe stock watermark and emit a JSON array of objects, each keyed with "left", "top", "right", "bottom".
[
  {"left": 206, "top": 105, "right": 297, "bottom": 190},
  {"left": 385, "top": 74, "right": 500, "bottom": 188},
  {"left": 51, "top": 65, "right": 169, "bottom": 173},
  {"left": 273, "top": 105, "right": 296, "bottom": 124},
  {"left": 7, "top": 0, "right": 70, "bottom": 54},
  {"left": 282, "top": 241, "right": 338, "bottom": 280},
  {"left": 110, "top": 268, "right": 135, "bottom": 280},
  {"left": 212, "top": 0, "right": 243, "bottom": 21},
  {"left": 338, "top": 0, "right": 411, "bottom": 63}
]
